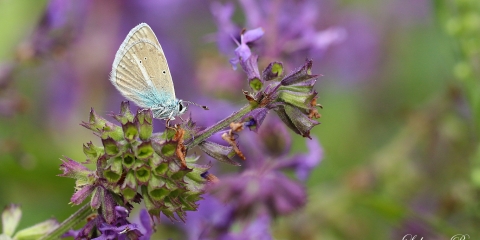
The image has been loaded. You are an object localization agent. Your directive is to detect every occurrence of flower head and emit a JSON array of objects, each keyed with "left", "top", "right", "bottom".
[{"left": 60, "top": 102, "right": 212, "bottom": 223}]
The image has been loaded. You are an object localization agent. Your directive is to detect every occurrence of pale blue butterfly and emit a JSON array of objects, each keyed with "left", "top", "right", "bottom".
[{"left": 110, "top": 23, "right": 205, "bottom": 121}]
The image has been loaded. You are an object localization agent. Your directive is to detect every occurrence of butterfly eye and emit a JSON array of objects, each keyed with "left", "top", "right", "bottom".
[{"left": 178, "top": 103, "right": 183, "bottom": 112}]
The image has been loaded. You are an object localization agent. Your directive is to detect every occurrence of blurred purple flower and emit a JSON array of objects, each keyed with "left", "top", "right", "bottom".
[
  {"left": 230, "top": 213, "right": 272, "bottom": 240},
  {"left": 238, "top": 116, "right": 290, "bottom": 169},
  {"left": 24, "top": 0, "right": 92, "bottom": 60},
  {"left": 241, "top": 115, "right": 322, "bottom": 176},
  {"left": 275, "top": 137, "right": 323, "bottom": 181},
  {"left": 183, "top": 195, "right": 272, "bottom": 240},
  {"left": 212, "top": 0, "right": 345, "bottom": 67},
  {"left": 210, "top": 0, "right": 381, "bottom": 85},
  {"left": 210, "top": 2, "right": 241, "bottom": 54},
  {"left": 208, "top": 163, "right": 307, "bottom": 219},
  {"left": 182, "top": 196, "right": 235, "bottom": 239},
  {"left": 137, "top": 209, "right": 153, "bottom": 240},
  {"left": 321, "top": 13, "right": 379, "bottom": 84}
]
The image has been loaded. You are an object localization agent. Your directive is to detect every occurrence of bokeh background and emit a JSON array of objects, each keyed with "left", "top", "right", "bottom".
[{"left": 0, "top": 0, "right": 479, "bottom": 239}]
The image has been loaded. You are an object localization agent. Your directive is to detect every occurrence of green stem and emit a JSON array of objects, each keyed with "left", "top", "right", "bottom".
[
  {"left": 41, "top": 204, "right": 92, "bottom": 240},
  {"left": 186, "top": 104, "right": 252, "bottom": 148}
]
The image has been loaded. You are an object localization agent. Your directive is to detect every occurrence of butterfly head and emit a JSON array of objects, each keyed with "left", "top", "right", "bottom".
[{"left": 177, "top": 100, "right": 188, "bottom": 115}]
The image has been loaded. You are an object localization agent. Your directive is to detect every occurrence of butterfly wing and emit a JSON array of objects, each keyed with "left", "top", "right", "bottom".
[{"left": 110, "top": 23, "right": 177, "bottom": 108}]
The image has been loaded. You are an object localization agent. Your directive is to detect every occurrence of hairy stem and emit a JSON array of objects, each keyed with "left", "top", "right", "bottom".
[
  {"left": 40, "top": 204, "right": 92, "bottom": 240},
  {"left": 186, "top": 104, "right": 252, "bottom": 148}
]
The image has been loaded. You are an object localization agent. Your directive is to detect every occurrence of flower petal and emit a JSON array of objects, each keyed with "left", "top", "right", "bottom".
[{"left": 242, "top": 27, "right": 264, "bottom": 43}]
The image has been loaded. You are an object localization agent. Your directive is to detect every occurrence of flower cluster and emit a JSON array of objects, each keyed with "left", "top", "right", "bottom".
[
  {"left": 238, "top": 53, "right": 322, "bottom": 138},
  {"left": 58, "top": 103, "right": 212, "bottom": 238}
]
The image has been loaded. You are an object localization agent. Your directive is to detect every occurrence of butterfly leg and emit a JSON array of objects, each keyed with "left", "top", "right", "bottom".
[{"left": 165, "top": 111, "right": 178, "bottom": 131}]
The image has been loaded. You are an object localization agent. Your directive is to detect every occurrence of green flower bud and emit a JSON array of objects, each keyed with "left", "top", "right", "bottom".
[
  {"left": 136, "top": 109, "right": 153, "bottom": 140},
  {"left": 137, "top": 141, "right": 154, "bottom": 159},
  {"left": 135, "top": 165, "right": 151, "bottom": 185},
  {"left": 122, "top": 121, "right": 138, "bottom": 141}
]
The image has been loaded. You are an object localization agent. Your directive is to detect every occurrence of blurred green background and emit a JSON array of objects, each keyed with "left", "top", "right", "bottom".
[{"left": 0, "top": 0, "right": 479, "bottom": 239}]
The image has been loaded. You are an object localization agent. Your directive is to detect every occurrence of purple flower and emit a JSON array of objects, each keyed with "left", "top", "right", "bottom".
[
  {"left": 183, "top": 195, "right": 272, "bottom": 240},
  {"left": 137, "top": 209, "right": 153, "bottom": 240},
  {"left": 230, "top": 28, "right": 265, "bottom": 69},
  {"left": 67, "top": 206, "right": 145, "bottom": 240}
]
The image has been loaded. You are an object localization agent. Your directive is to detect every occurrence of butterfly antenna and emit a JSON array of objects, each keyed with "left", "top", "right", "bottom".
[{"left": 184, "top": 101, "right": 209, "bottom": 110}]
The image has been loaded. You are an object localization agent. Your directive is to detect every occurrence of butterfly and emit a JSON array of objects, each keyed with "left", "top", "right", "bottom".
[{"left": 110, "top": 23, "right": 205, "bottom": 121}]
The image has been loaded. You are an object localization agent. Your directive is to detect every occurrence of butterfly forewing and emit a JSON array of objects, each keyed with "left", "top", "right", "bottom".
[
  {"left": 123, "top": 23, "right": 161, "bottom": 48},
  {"left": 110, "top": 23, "right": 176, "bottom": 109},
  {"left": 112, "top": 40, "right": 176, "bottom": 108}
]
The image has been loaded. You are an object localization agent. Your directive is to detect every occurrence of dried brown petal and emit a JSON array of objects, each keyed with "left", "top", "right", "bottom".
[{"left": 222, "top": 132, "right": 246, "bottom": 160}]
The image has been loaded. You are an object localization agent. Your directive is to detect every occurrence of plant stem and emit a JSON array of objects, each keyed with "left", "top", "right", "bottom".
[
  {"left": 186, "top": 104, "right": 252, "bottom": 148},
  {"left": 41, "top": 204, "right": 92, "bottom": 240}
]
